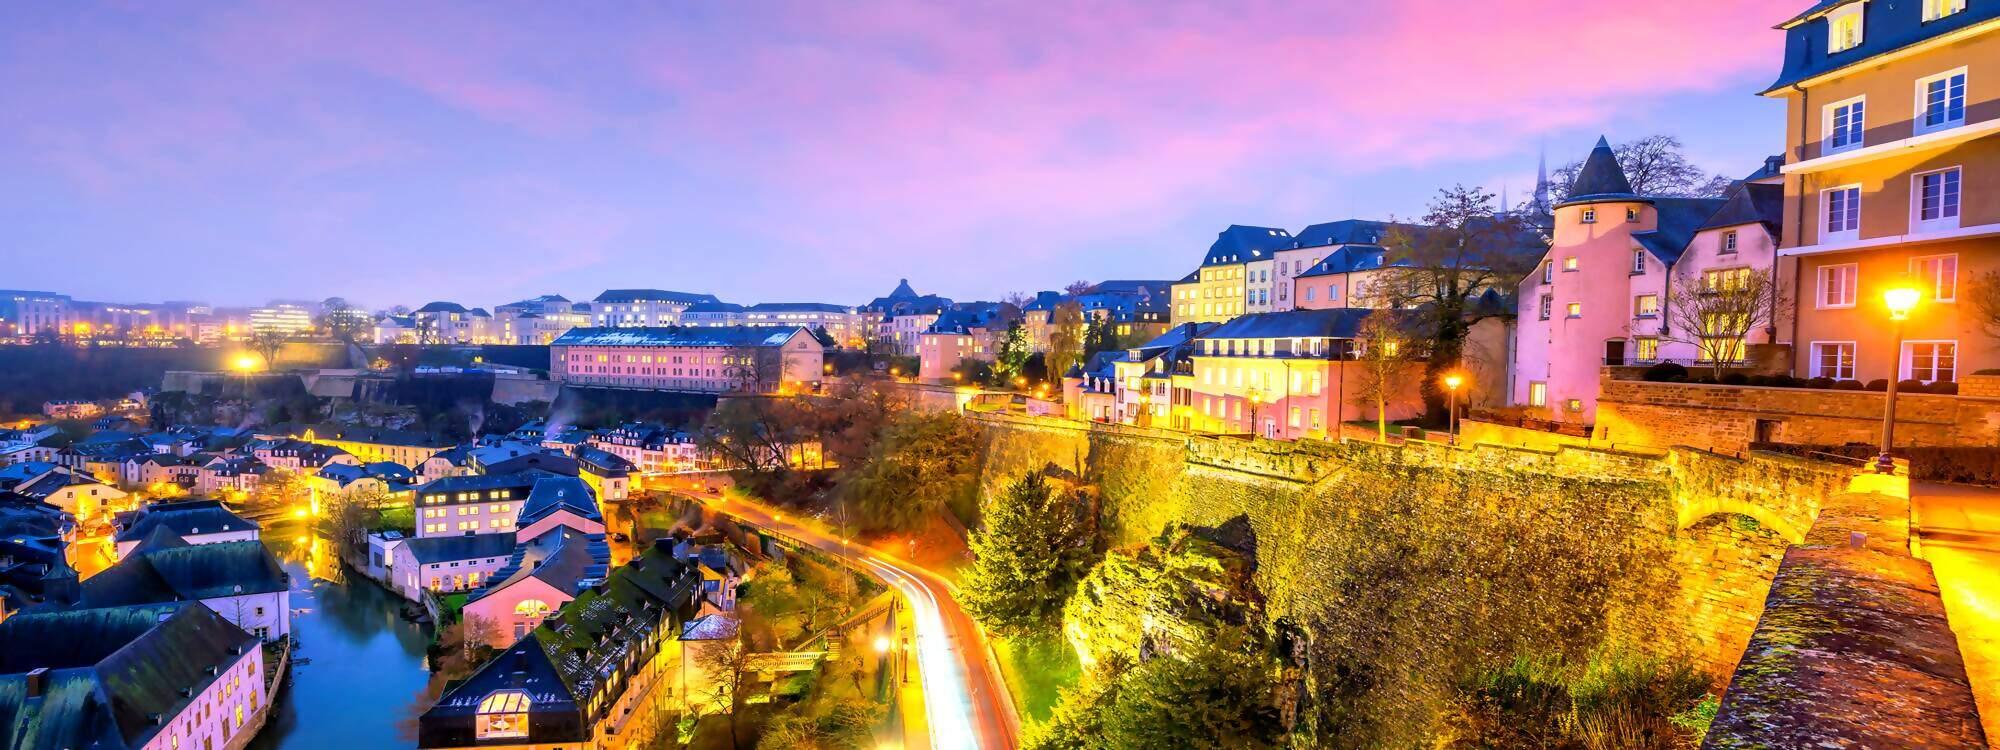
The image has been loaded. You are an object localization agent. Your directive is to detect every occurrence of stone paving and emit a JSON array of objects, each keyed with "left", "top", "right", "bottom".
[{"left": 1917, "top": 481, "right": 2000, "bottom": 743}]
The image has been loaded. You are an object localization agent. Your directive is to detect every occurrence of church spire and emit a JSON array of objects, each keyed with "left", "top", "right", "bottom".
[{"left": 1532, "top": 139, "right": 1552, "bottom": 216}]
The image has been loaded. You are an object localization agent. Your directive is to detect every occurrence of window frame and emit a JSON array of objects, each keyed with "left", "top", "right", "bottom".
[
  {"left": 1581, "top": 208, "right": 1596, "bottom": 224},
  {"left": 1528, "top": 381, "right": 1547, "bottom": 407},
  {"left": 1565, "top": 302, "right": 1583, "bottom": 319},
  {"left": 1809, "top": 341, "right": 1857, "bottom": 380},
  {"left": 1827, "top": 3, "right": 1865, "bottom": 53},
  {"left": 1902, "top": 339, "right": 1959, "bottom": 383},
  {"left": 1631, "top": 249, "right": 1647, "bottom": 274},
  {"left": 1633, "top": 294, "right": 1660, "bottom": 319},
  {"left": 1721, "top": 230, "right": 1739, "bottom": 254},
  {"left": 1915, "top": 67, "right": 1969, "bottom": 135},
  {"left": 1911, "top": 253, "right": 1960, "bottom": 303},
  {"left": 1911, "top": 166, "right": 1963, "bottom": 232},
  {"left": 1821, "top": 184, "right": 1862, "bottom": 243},
  {"left": 1924, "top": 0, "right": 1967, "bottom": 22},
  {"left": 1817, "top": 263, "right": 1859, "bottom": 309},
  {"left": 1823, "top": 95, "right": 1867, "bottom": 153},
  {"left": 1562, "top": 256, "right": 1580, "bottom": 272}
]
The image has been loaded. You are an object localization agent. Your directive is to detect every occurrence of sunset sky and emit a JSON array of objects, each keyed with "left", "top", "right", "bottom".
[{"left": 2, "top": 1, "right": 1798, "bottom": 308}]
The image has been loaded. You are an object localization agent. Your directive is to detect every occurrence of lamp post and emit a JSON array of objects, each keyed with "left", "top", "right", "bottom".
[
  {"left": 1249, "top": 392, "right": 1263, "bottom": 437},
  {"left": 1878, "top": 285, "right": 1922, "bottom": 474},
  {"left": 1443, "top": 373, "right": 1464, "bottom": 444}
]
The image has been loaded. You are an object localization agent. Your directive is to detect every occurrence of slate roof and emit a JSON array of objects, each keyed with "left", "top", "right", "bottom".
[
  {"left": 682, "top": 302, "right": 746, "bottom": 314},
  {"left": 680, "top": 613, "right": 740, "bottom": 641},
  {"left": 549, "top": 326, "right": 810, "bottom": 349},
  {"left": 416, "top": 632, "right": 587, "bottom": 745},
  {"left": 590, "top": 289, "right": 720, "bottom": 305},
  {"left": 470, "top": 533, "right": 610, "bottom": 604},
  {"left": 416, "top": 471, "right": 548, "bottom": 496},
  {"left": 1698, "top": 182, "right": 1785, "bottom": 235},
  {"left": 1199, "top": 308, "right": 1383, "bottom": 341},
  {"left": 926, "top": 307, "right": 1004, "bottom": 335},
  {"left": 744, "top": 302, "right": 853, "bottom": 314},
  {"left": 570, "top": 446, "right": 633, "bottom": 478},
  {"left": 415, "top": 301, "right": 469, "bottom": 314},
  {"left": 0, "top": 603, "right": 257, "bottom": 750},
  {"left": 1292, "top": 219, "right": 1419, "bottom": 248},
  {"left": 14, "top": 470, "right": 111, "bottom": 501},
  {"left": 518, "top": 477, "right": 602, "bottom": 528},
  {"left": 112, "top": 500, "right": 258, "bottom": 544},
  {"left": 77, "top": 538, "right": 288, "bottom": 605},
  {"left": 1296, "top": 245, "right": 1406, "bottom": 278},
  {"left": 1632, "top": 197, "right": 1731, "bottom": 265},
  {"left": 295, "top": 425, "right": 451, "bottom": 449},
  {"left": 1766, "top": 2, "right": 2000, "bottom": 93},
  {"left": 1560, "top": 137, "right": 1641, "bottom": 206},
  {"left": 1201, "top": 225, "right": 1294, "bottom": 267},
  {"left": 401, "top": 532, "right": 519, "bottom": 566}
]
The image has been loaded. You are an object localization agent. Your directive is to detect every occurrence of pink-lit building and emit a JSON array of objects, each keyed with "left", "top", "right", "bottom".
[
  {"left": 549, "top": 326, "right": 825, "bottom": 394},
  {"left": 1513, "top": 138, "right": 1785, "bottom": 422},
  {"left": 918, "top": 308, "right": 1005, "bottom": 382}
]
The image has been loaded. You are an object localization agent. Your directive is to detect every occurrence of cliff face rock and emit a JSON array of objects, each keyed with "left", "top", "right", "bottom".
[{"left": 1062, "top": 524, "right": 1260, "bottom": 669}]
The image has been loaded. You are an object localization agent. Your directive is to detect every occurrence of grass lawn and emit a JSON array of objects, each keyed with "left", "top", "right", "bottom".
[
  {"left": 371, "top": 506, "right": 414, "bottom": 533},
  {"left": 993, "top": 635, "right": 1081, "bottom": 725}
]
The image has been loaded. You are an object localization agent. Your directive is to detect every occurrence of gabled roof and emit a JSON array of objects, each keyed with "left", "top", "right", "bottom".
[
  {"left": 519, "top": 477, "right": 601, "bottom": 528},
  {"left": 415, "top": 301, "right": 469, "bottom": 314},
  {"left": 0, "top": 603, "right": 256, "bottom": 750},
  {"left": 1698, "top": 182, "right": 1784, "bottom": 235},
  {"left": 416, "top": 631, "right": 586, "bottom": 745},
  {"left": 1559, "top": 137, "right": 1641, "bottom": 207},
  {"left": 885, "top": 279, "right": 919, "bottom": 299},
  {"left": 401, "top": 532, "right": 519, "bottom": 565},
  {"left": 1296, "top": 245, "right": 1406, "bottom": 278},
  {"left": 1292, "top": 219, "right": 1417, "bottom": 248},
  {"left": 1632, "top": 197, "right": 1731, "bottom": 265},
  {"left": 112, "top": 500, "right": 258, "bottom": 543},
  {"left": 78, "top": 539, "right": 288, "bottom": 606},
  {"left": 416, "top": 471, "right": 548, "bottom": 496},
  {"left": 1201, "top": 225, "right": 1294, "bottom": 267}
]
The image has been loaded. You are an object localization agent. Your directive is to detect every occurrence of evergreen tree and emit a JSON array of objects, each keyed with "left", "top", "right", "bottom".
[{"left": 961, "top": 471, "right": 1096, "bottom": 636}]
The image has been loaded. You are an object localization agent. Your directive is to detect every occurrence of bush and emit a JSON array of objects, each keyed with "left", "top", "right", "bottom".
[
  {"left": 1832, "top": 379, "right": 1864, "bottom": 391},
  {"left": 1718, "top": 372, "right": 1749, "bottom": 386},
  {"left": 1935, "top": 381, "right": 1961, "bottom": 395},
  {"left": 1805, "top": 377, "right": 1836, "bottom": 389},
  {"left": 1897, "top": 379, "right": 1929, "bottom": 393},
  {"left": 1640, "top": 362, "right": 1688, "bottom": 382},
  {"left": 1865, "top": 379, "right": 1889, "bottom": 391}
]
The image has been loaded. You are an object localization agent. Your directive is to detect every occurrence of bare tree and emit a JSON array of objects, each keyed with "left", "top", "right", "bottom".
[
  {"left": 1348, "top": 313, "right": 1419, "bottom": 441},
  {"left": 249, "top": 330, "right": 290, "bottom": 370},
  {"left": 315, "top": 297, "right": 371, "bottom": 346},
  {"left": 1046, "top": 281, "right": 1092, "bottom": 380},
  {"left": 1376, "top": 186, "right": 1539, "bottom": 423},
  {"left": 698, "top": 634, "right": 756, "bottom": 750},
  {"left": 721, "top": 345, "right": 769, "bottom": 394},
  {"left": 1967, "top": 270, "right": 2000, "bottom": 339},
  {"left": 1660, "top": 266, "right": 1788, "bottom": 379},
  {"left": 1549, "top": 134, "right": 1734, "bottom": 203}
]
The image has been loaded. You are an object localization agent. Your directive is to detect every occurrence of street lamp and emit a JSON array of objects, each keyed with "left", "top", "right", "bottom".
[
  {"left": 1249, "top": 392, "right": 1263, "bottom": 437},
  {"left": 1878, "top": 285, "right": 1922, "bottom": 474},
  {"left": 1443, "top": 373, "right": 1464, "bottom": 444}
]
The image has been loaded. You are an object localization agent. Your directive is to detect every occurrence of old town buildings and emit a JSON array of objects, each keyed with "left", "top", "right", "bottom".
[{"left": 549, "top": 326, "right": 826, "bottom": 395}]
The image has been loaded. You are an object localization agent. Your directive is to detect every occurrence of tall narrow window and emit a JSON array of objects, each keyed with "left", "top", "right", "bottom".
[
  {"left": 1915, "top": 168, "right": 1962, "bottom": 230},
  {"left": 1542, "top": 262, "right": 1554, "bottom": 283},
  {"left": 1634, "top": 337, "right": 1659, "bottom": 362},
  {"left": 1828, "top": 98, "right": 1865, "bottom": 151},
  {"left": 1538, "top": 295, "right": 1553, "bottom": 320},
  {"left": 1914, "top": 254, "right": 1959, "bottom": 302},
  {"left": 1919, "top": 71, "right": 1968, "bottom": 133},
  {"left": 1631, "top": 249, "right": 1646, "bottom": 274},
  {"left": 1634, "top": 294, "right": 1660, "bottom": 318},
  {"left": 1528, "top": 381, "right": 1547, "bottom": 407},
  {"left": 1824, "top": 186, "right": 1861, "bottom": 240},
  {"left": 1721, "top": 231, "right": 1739, "bottom": 254}
]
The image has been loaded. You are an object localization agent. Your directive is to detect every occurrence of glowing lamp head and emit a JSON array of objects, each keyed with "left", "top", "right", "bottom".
[
  {"left": 874, "top": 636, "right": 892, "bottom": 654},
  {"left": 234, "top": 355, "right": 259, "bottom": 371},
  {"left": 1884, "top": 286, "right": 1921, "bottom": 321},
  {"left": 1443, "top": 374, "right": 1464, "bottom": 391},
  {"left": 1250, "top": 393, "right": 1262, "bottom": 405}
]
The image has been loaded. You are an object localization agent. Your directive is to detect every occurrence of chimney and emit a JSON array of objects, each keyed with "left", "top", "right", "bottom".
[{"left": 25, "top": 667, "right": 47, "bottom": 698}]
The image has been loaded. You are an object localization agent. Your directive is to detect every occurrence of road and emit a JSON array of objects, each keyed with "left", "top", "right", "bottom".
[
  {"left": 693, "top": 489, "right": 1020, "bottom": 750},
  {"left": 1915, "top": 481, "right": 2000, "bottom": 742}
]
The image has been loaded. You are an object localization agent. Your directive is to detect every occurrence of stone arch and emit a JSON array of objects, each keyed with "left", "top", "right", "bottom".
[{"left": 1675, "top": 498, "right": 1808, "bottom": 546}]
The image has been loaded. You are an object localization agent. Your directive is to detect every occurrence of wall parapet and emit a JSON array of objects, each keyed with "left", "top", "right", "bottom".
[
  {"left": 1597, "top": 378, "right": 2000, "bottom": 453},
  {"left": 1704, "top": 482, "right": 1988, "bottom": 748}
]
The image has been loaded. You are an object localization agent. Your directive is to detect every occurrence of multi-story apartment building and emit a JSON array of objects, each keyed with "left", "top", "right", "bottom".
[
  {"left": 587, "top": 423, "right": 707, "bottom": 473},
  {"left": 1768, "top": 0, "right": 1999, "bottom": 385},
  {"left": 248, "top": 302, "right": 315, "bottom": 335},
  {"left": 0, "top": 290, "right": 72, "bottom": 340},
  {"left": 918, "top": 307, "right": 1007, "bottom": 382},
  {"left": 549, "top": 326, "right": 826, "bottom": 394},
  {"left": 1170, "top": 225, "right": 1295, "bottom": 325},
  {"left": 590, "top": 289, "right": 720, "bottom": 328},
  {"left": 682, "top": 302, "right": 864, "bottom": 348},
  {"left": 1277, "top": 221, "right": 1422, "bottom": 311},
  {"left": 413, "top": 472, "right": 542, "bottom": 538},
  {"left": 1185, "top": 308, "right": 1422, "bottom": 439}
]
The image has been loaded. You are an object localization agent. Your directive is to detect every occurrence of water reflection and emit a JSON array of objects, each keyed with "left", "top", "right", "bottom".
[{"left": 249, "top": 523, "right": 433, "bottom": 750}]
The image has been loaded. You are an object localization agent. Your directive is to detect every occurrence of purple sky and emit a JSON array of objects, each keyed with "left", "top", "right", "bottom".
[{"left": 2, "top": 1, "right": 1798, "bottom": 309}]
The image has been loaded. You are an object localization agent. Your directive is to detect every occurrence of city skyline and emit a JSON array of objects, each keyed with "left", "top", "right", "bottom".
[{"left": 3, "top": 1, "right": 1791, "bottom": 308}]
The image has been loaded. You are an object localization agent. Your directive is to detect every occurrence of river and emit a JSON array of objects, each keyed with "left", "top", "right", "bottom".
[{"left": 247, "top": 523, "right": 434, "bottom": 750}]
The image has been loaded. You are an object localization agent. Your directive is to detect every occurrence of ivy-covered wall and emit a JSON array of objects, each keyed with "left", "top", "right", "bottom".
[{"left": 970, "top": 413, "right": 1848, "bottom": 744}]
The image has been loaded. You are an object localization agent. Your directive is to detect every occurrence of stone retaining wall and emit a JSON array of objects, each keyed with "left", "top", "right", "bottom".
[{"left": 1597, "top": 376, "right": 2000, "bottom": 453}]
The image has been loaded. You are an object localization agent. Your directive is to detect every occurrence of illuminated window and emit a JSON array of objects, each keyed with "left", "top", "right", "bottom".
[
  {"left": 1914, "top": 254, "right": 1959, "bottom": 301},
  {"left": 1924, "top": 0, "right": 1966, "bottom": 21},
  {"left": 1827, "top": 4, "right": 1863, "bottom": 52},
  {"left": 1810, "top": 342, "right": 1855, "bottom": 380},
  {"left": 1634, "top": 337, "right": 1659, "bottom": 362},
  {"left": 1904, "top": 341, "right": 1958, "bottom": 383},
  {"left": 1562, "top": 256, "right": 1579, "bottom": 272},
  {"left": 1564, "top": 398, "right": 1583, "bottom": 413},
  {"left": 1528, "top": 381, "right": 1547, "bottom": 407},
  {"left": 1633, "top": 294, "right": 1659, "bottom": 318},
  {"left": 476, "top": 690, "right": 533, "bottom": 739},
  {"left": 1565, "top": 302, "right": 1582, "bottom": 318}
]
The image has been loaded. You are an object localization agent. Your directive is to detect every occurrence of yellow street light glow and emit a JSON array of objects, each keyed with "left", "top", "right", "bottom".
[
  {"left": 1443, "top": 374, "right": 1464, "bottom": 391},
  {"left": 234, "top": 355, "right": 259, "bottom": 371},
  {"left": 1884, "top": 286, "right": 1921, "bottom": 321},
  {"left": 874, "top": 636, "right": 892, "bottom": 654}
]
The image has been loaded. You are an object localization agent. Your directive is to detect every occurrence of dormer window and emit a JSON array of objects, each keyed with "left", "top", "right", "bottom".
[
  {"left": 1626, "top": 207, "right": 1639, "bottom": 223},
  {"left": 1581, "top": 208, "right": 1597, "bottom": 224},
  {"left": 1827, "top": 3, "right": 1863, "bottom": 53},
  {"left": 1924, "top": 0, "right": 1965, "bottom": 22},
  {"left": 477, "top": 690, "right": 532, "bottom": 739}
]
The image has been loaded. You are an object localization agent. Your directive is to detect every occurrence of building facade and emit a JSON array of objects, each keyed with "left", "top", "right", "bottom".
[{"left": 550, "top": 326, "right": 826, "bottom": 394}]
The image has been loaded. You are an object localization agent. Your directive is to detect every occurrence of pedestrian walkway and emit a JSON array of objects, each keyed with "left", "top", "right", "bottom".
[{"left": 1915, "top": 480, "right": 2000, "bottom": 741}]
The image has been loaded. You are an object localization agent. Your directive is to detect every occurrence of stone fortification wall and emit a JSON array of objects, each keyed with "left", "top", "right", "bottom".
[{"left": 969, "top": 411, "right": 1850, "bottom": 742}]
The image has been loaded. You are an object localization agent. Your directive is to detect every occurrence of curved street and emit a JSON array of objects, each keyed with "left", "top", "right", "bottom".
[{"left": 688, "top": 488, "right": 1021, "bottom": 750}]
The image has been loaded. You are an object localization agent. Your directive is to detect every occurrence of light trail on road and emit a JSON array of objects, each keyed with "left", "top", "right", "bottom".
[{"left": 694, "top": 492, "right": 1019, "bottom": 750}]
